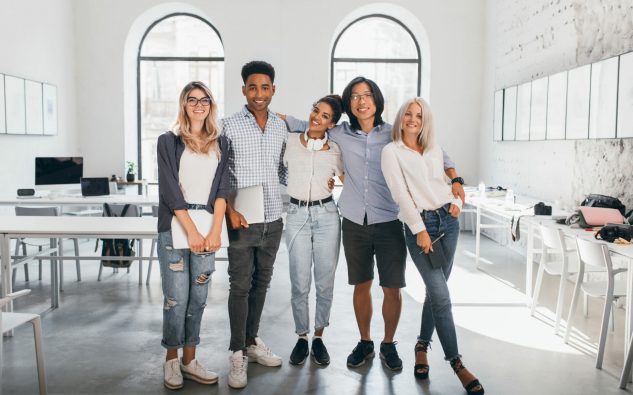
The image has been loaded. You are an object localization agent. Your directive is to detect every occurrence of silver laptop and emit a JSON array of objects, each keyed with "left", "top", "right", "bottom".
[{"left": 230, "top": 185, "right": 265, "bottom": 224}]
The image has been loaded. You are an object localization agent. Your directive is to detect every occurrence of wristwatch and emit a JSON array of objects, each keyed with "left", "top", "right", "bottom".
[{"left": 451, "top": 177, "right": 464, "bottom": 185}]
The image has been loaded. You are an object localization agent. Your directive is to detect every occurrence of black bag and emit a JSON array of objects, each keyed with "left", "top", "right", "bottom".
[
  {"left": 595, "top": 223, "right": 633, "bottom": 243},
  {"left": 581, "top": 194, "right": 626, "bottom": 216},
  {"left": 534, "top": 202, "right": 552, "bottom": 216},
  {"left": 96, "top": 203, "right": 136, "bottom": 268}
]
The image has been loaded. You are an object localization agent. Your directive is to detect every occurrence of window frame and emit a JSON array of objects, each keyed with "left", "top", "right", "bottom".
[
  {"left": 329, "top": 14, "right": 422, "bottom": 96},
  {"left": 136, "top": 12, "right": 224, "bottom": 180}
]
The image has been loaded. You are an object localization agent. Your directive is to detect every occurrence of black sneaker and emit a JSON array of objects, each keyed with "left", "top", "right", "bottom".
[
  {"left": 289, "top": 338, "right": 309, "bottom": 365},
  {"left": 347, "top": 340, "right": 375, "bottom": 367},
  {"left": 380, "top": 341, "right": 403, "bottom": 371},
  {"left": 311, "top": 338, "right": 330, "bottom": 366}
]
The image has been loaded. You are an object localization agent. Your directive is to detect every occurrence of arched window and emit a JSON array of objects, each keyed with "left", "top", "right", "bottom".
[
  {"left": 137, "top": 13, "right": 224, "bottom": 181},
  {"left": 331, "top": 14, "right": 421, "bottom": 122}
]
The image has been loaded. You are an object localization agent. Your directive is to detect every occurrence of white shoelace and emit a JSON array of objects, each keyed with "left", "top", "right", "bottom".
[
  {"left": 166, "top": 360, "right": 181, "bottom": 380},
  {"left": 257, "top": 343, "right": 274, "bottom": 356},
  {"left": 231, "top": 356, "right": 247, "bottom": 374}
]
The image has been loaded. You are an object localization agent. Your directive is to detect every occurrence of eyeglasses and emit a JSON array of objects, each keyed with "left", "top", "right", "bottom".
[
  {"left": 186, "top": 97, "right": 212, "bottom": 107},
  {"left": 350, "top": 93, "right": 374, "bottom": 102}
]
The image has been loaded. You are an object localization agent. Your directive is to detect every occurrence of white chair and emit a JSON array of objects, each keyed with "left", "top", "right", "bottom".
[
  {"left": 0, "top": 289, "right": 47, "bottom": 395},
  {"left": 564, "top": 237, "right": 627, "bottom": 369},
  {"left": 146, "top": 205, "right": 159, "bottom": 285},
  {"left": 531, "top": 226, "right": 603, "bottom": 333},
  {"left": 13, "top": 206, "right": 81, "bottom": 288},
  {"left": 531, "top": 226, "right": 576, "bottom": 333}
]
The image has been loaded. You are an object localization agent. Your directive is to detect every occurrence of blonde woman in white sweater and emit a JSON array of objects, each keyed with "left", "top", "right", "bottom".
[{"left": 381, "top": 97, "right": 484, "bottom": 395}]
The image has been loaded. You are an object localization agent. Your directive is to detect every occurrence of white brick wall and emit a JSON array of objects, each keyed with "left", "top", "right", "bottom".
[{"left": 480, "top": 0, "right": 633, "bottom": 210}]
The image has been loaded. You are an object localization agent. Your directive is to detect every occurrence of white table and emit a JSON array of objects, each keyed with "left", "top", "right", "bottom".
[
  {"left": 0, "top": 216, "right": 157, "bottom": 310},
  {"left": 0, "top": 194, "right": 159, "bottom": 209},
  {"left": 464, "top": 195, "right": 570, "bottom": 300}
]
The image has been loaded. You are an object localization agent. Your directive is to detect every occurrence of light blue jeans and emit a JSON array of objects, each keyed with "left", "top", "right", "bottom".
[
  {"left": 404, "top": 204, "right": 461, "bottom": 361},
  {"left": 157, "top": 230, "right": 215, "bottom": 349},
  {"left": 285, "top": 201, "right": 341, "bottom": 335}
]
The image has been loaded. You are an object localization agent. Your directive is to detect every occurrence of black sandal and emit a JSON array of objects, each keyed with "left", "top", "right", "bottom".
[
  {"left": 414, "top": 340, "right": 430, "bottom": 379},
  {"left": 450, "top": 358, "right": 484, "bottom": 395}
]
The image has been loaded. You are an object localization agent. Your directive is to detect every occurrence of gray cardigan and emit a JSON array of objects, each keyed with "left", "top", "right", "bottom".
[{"left": 156, "top": 131, "right": 232, "bottom": 232}]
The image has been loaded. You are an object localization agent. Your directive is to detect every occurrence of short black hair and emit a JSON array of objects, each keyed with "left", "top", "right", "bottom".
[
  {"left": 241, "top": 60, "right": 275, "bottom": 83},
  {"left": 341, "top": 76, "right": 385, "bottom": 130},
  {"left": 316, "top": 94, "right": 344, "bottom": 124}
]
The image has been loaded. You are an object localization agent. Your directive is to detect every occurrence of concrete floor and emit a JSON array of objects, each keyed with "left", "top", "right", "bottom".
[{"left": 3, "top": 231, "right": 633, "bottom": 394}]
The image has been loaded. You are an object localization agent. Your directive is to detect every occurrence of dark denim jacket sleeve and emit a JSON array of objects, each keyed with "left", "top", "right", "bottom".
[{"left": 157, "top": 132, "right": 187, "bottom": 211}]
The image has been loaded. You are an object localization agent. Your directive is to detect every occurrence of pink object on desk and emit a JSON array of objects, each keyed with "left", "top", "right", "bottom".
[{"left": 579, "top": 206, "right": 624, "bottom": 226}]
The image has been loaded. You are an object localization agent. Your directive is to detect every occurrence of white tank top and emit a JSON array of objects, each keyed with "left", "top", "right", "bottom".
[{"left": 178, "top": 148, "right": 219, "bottom": 205}]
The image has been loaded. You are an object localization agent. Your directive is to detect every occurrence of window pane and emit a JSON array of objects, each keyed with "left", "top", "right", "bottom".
[
  {"left": 332, "top": 62, "right": 418, "bottom": 123},
  {"left": 140, "top": 60, "right": 224, "bottom": 181},
  {"left": 334, "top": 17, "right": 417, "bottom": 59},
  {"left": 141, "top": 16, "right": 223, "bottom": 58}
]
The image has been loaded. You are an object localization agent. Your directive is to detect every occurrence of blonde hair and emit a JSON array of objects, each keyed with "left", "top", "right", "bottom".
[
  {"left": 173, "top": 81, "right": 220, "bottom": 157},
  {"left": 391, "top": 97, "right": 435, "bottom": 151}
]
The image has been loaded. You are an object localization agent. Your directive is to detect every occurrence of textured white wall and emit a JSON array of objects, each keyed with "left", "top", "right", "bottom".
[
  {"left": 0, "top": 0, "right": 79, "bottom": 193},
  {"left": 480, "top": 0, "right": 633, "bottom": 210}
]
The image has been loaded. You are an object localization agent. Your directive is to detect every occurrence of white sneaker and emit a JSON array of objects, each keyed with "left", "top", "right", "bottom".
[
  {"left": 164, "top": 358, "right": 183, "bottom": 390},
  {"left": 228, "top": 351, "right": 248, "bottom": 389},
  {"left": 245, "top": 337, "right": 282, "bottom": 367},
  {"left": 180, "top": 358, "right": 218, "bottom": 385}
]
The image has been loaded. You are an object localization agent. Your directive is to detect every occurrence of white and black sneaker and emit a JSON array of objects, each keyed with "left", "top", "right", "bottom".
[{"left": 311, "top": 338, "right": 330, "bottom": 366}]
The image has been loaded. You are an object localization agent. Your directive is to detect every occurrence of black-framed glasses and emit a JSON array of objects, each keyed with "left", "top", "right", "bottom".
[
  {"left": 350, "top": 93, "right": 374, "bottom": 102},
  {"left": 186, "top": 97, "right": 212, "bottom": 107}
]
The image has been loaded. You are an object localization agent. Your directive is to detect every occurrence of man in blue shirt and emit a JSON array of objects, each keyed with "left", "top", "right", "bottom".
[{"left": 284, "top": 76, "right": 464, "bottom": 372}]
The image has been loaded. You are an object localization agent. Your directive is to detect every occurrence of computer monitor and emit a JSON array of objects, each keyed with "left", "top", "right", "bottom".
[{"left": 35, "top": 157, "right": 83, "bottom": 186}]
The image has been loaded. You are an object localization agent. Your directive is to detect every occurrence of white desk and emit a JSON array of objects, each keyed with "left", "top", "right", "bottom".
[
  {"left": 0, "top": 216, "right": 157, "bottom": 309},
  {"left": 464, "top": 195, "right": 570, "bottom": 300},
  {"left": 0, "top": 194, "right": 159, "bottom": 208}
]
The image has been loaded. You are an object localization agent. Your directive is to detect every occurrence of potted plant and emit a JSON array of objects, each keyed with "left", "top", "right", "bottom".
[{"left": 126, "top": 161, "right": 137, "bottom": 182}]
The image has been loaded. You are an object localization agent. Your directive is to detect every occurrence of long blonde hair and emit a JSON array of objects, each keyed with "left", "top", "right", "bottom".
[
  {"left": 173, "top": 81, "right": 220, "bottom": 157},
  {"left": 391, "top": 97, "right": 435, "bottom": 152}
]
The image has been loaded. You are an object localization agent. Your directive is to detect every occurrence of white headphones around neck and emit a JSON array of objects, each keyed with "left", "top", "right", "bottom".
[{"left": 304, "top": 130, "right": 328, "bottom": 151}]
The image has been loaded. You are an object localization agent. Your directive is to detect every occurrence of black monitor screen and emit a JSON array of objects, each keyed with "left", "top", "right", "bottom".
[{"left": 35, "top": 157, "right": 84, "bottom": 185}]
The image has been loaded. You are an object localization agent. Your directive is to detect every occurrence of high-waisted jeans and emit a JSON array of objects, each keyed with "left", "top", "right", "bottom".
[
  {"left": 285, "top": 201, "right": 341, "bottom": 335},
  {"left": 158, "top": 230, "right": 215, "bottom": 349},
  {"left": 404, "top": 204, "right": 461, "bottom": 361}
]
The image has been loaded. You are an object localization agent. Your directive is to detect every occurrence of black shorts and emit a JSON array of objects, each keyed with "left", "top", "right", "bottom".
[{"left": 341, "top": 217, "right": 407, "bottom": 288}]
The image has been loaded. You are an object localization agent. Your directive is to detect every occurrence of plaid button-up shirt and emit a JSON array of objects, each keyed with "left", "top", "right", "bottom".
[{"left": 222, "top": 106, "right": 288, "bottom": 223}]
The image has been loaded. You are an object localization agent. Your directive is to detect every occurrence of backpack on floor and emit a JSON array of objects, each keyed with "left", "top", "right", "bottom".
[{"left": 95, "top": 203, "right": 135, "bottom": 268}]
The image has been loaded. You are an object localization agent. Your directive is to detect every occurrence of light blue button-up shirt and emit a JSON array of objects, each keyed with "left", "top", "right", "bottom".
[{"left": 285, "top": 116, "right": 455, "bottom": 226}]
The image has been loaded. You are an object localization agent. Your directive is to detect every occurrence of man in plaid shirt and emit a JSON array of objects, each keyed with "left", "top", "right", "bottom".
[{"left": 222, "top": 61, "right": 287, "bottom": 389}]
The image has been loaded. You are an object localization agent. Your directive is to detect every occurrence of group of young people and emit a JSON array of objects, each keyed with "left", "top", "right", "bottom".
[{"left": 155, "top": 60, "right": 484, "bottom": 394}]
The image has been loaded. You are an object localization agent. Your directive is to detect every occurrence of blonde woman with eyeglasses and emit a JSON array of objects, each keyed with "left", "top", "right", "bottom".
[{"left": 156, "top": 81, "right": 231, "bottom": 390}]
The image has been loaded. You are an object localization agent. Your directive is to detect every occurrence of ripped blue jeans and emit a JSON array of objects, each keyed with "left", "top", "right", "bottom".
[{"left": 158, "top": 231, "right": 215, "bottom": 349}]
